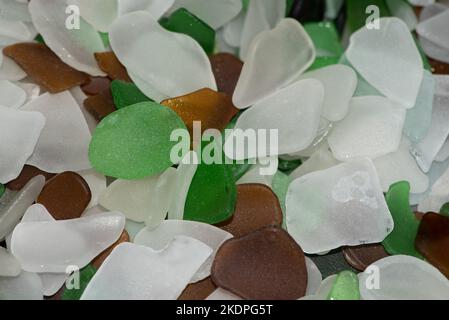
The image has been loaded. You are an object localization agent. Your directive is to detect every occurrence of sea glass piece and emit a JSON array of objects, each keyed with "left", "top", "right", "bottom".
[
  {"left": 162, "top": 8, "right": 216, "bottom": 55},
  {"left": 359, "top": 255, "right": 449, "bottom": 300},
  {"left": 111, "top": 80, "right": 151, "bottom": 109},
  {"left": 346, "top": 18, "right": 423, "bottom": 109},
  {"left": 299, "top": 65, "right": 356, "bottom": 122},
  {"left": 94, "top": 52, "right": 131, "bottom": 82},
  {"left": 71, "top": 86, "right": 98, "bottom": 134},
  {"left": 36, "top": 172, "right": 91, "bottom": 220},
  {"left": 92, "top": 230, "right": 130, "bottom": 269},
  {"left": 168, "top": 0, "right": 242, "bottom": 30},
  {"left": 271, "top": 171, "right": 291, "bottom": 227},
  {"left": 0, "top": 271, "right": 43, "bottom": 300},
  {"left": 124, "top": 220, "right": 145, "bottom": 242},
  {"left": 328, "top": 96, "right": 406, "bottom": 161},
  {"left": 226, "top": 79, "right": 324, "bottom": 159},
  {"left": 373, "top": 137, "right": 429, "bottom": 193},
  {"left": 0, "top": 247, "right": 21, "bottom": 277},
  {"left": 0, "top": 106, "right": 45, "bottom": 183},
  {"left": 417, "top": 10, "right": 449, "bottom": 51},
  {"left": 0, "top": 56, "right": 27, "bottom": 81},
  {"left": 178, "top": 277, "right": 216, "bottom": 300},
  {"left": 305, "top": 257, "right": 322, "bottom": 296},
  {"left": 6, "top": 166, "right": 54, "bottom": 192},
  {"left": 301, "top": 275, "right": 337, "bottom": 300},
  {"left": 382, "top": 181, "right": 423, "bottom": 258},
  {"left": 78, "top": 169, "right": 106, "bottom": 209},
  {"left": 327, "top": 271, "right": 360, "bottom": 300},
  {"left": 212, "top": 226, "right": 308, "bottom": 300},
  {"left": 109, "top": 11, "right": 216, "bottom": 102},
  {"left": 386, "top": 0, "right": 418, "bottom": 31},
  {"left": 290, "top": 145, "right": 339, "bottom": 180},
  {"left": 342, "top": 244, "right": 389, "bottom": 272},
  {"left": 28, "top": 0, "right": 106, "bottom": 76},
  {"left": 304, "top": 21, "right": 343, "bottom": 59},
  {"left": 286, "top": 159, "right": 394, "bottom": 254},
  {"left": 81, "top": 77, "right": 111, "bottom": 96},
  {"left": 89, "top": 102, "right": 187, "bottom": 180},
  {"left": 217, "top": 184, "right": 283, "bottom": 237},
  {"left": 410, "top": 76, "right": 449, "bottom": 173},
  {"left": 436, "top": 139, "right": 449, "bottom": 162},
  {"left": 222, "top": 10, "right": 245, "bottom": 47},
  {"left": 67, "top": 0, "right": 117, "bottom": 33},
  {"left": 81, "top": 238, "right": 212, "bottom": 300},
  {"left": 22, "top": 91, "right": 92, "bottom": 173},
  {"left": 61, "top": 264, "right": 96, "bottom": 300},
  {"left": 418, "top": 164, "right": 449, "bottom": 213},
  {"left": 161, "top": 88, "right": 239, "bottom": 139},
  {"left": 134, "top": 220, "right": 232, "bottom": 283},
  {"left": 403, "top": 70, "right": 435, "bottom": 143},
  {"left": 83, "top": 89, "right": 117, "bottom": 121},
  {"left": 11, "top": 212, "right": 125, "bottom": 273},
  {"left": 233, "top": 18, "right": 315, "bottom": 109},
  {"left": 117, "top": 0, "right": 175, "bottom": 19},
  {"left": 415, "top": 213, "right": 449, "bottom": 278},
  {"left": 0, "top": 80, "right": 26, "bottom": 108},
  {"left": 209, "top": 53, "right": 243, "bottom": 97},
  {"left": 184, "top": 162, "right": 237, "bottom": 224},
  {"left": 0, "top": 0, "right": 32, "bottom": 22},
  {"left": 0, "top": 176, "right": 45, "bottom": 240}
]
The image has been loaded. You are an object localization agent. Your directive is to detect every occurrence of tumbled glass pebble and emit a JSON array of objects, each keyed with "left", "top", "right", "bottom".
[
  {"left": 226, "top": 79, "right": 324, "bottom": 159},
  {"left": 0, "top": 80, "right": 26, "bottom": 109},
  {"left": 327, "top": 271, "right": 360, "bottom": 300},
  {"left": 29, "top": 0, "right": 106, "bottom": 76},
  {"left": 0, "top": 271, "right": 43, "bottom": 300},
  {"left": 299, "top": 65, "right": 357, "bottom": 122},
  {"left": 382, "top": 181, "right": 423, "bottom": 258},
  {"left": 233, "top": 18, "right": 315, "bottom": 109},
  {"left": 111, "top": 80, "right": 151, "bottom": 109},
  {"left": 343, "top": 244, "right": 389, "bottom": 272},
  {"left": 162, "top": 8, "right": 215, "bottom": 55},
  {"left": 94, "top": 52, "right": 132, "bottom": 82},
  {"left": 212, "top": 226, "right": 308, "bottom": 300},
  {"left": 109, "top": 11, "right": 216, "bottom": 102},
  {"left": 83, "top": 89, "right": 117, "bottom": 121},
  {"left": 328, "top": 96, "right": 406, "bottom": 161},
  {"left": 3, "top": 43, "right": 90, "bottom": 93},
  {"left": 184, "top": 162, "right": 237, "bottom": 224},
  {"left": 89, "top": 102, "right": 187, "bottom": 180},
  {"left": 11, "top": 211, "right": 125, "bottom": 273},
  {"left": 161, "top": 88, "right": 239, "bottom": 139},
  {"left": 415, "top": 213, "right": 449, "bottom": 278},
  {"left": 209, "top": 53, "right": 243, "bottom": 97},
  {"left": 346, "top": 18, "right": 423, "bottom": 108},
  {"left": 36, "top": 172, "right": 91, "bottom": 220},
  {"left": 81, "top": 238, "right": 212, "bottom": 300},
  {"left": 286, "top": 159, "right": 393, "bottom": 254},
  {"left": 373, "top": 137, "right": 429, "bottom": 193},
  {"left": 22, "top": 91, "right": 92, "bottom": 173},
  {"left": 217, "top": 184, "right": 282, "bottom": 238},
  {"left": 359, "top": 255, "right": 449, "bottom": 300},
  {"left": 0, "top": 246, "right": 21, "bottom": 277},
  {"left": 417, "top": 10, "right": 449, "bottom": 54},
  {"left": 0, "top": 55, "right": 27, "bottom": 82},
  {"left": 178, "top": 277, "right": 216, "bottom": 300},
  {"left": 0, "top": 175, "right": 45, "bottom": 240},
  {"left": 0, "top": 106, "right": 45, "bottom": 184},
  {"left": 92, "top": 230, "right": 129, "bottom": 269},
  {"left": 61, "top": 264, "right": 96, "bottom": 300},
  {"left": 134, "top": 220, "right": 232, "bottom": 282}
]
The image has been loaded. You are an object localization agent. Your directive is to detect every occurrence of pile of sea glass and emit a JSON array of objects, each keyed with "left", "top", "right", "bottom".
[{"left": 1, "top": 0, "right": 449, "bottom": 301}]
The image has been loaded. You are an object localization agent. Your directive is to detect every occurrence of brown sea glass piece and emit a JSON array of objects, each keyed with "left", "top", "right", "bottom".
[
  {"left": 6, "top": 165, "right": 55, "bottom": 191},
  {"left": 161, "top": 88, "right": 239, "bottom": 140},
  {"left": 92, "top": 230, "right": 130, "bottom": 269},
  {"left": 209, "top": 53, "right": 243, "bottom": 97},
  {"left": 342, "top": 244, "right": 389, "bottom": 272},
  {"left": 217, "top": 184, "right": 283, "bottom": 238},
  {"left": 36, "top": 172, "right": 91, "bottom": 220},
  {"left": 416, "top": 212, "right": 449, "bottom": 278},
  {"left": 94, "top": 51, "right": 132, "bottom": 82},
  {"left": 178, "top": 277, "right": 217, "bottom": 300},
  {"left": 211, "top": 226, "right": 308, "bottom": 300},
  {"left": 3, "top": 43, "right": 89, "bottom": 93},
  {"left": 81, "top": 77, "right": 111, "bottom": 96},
  {"left": 429, "top": 57, "right": 449, "bottom": 75},
  {"left": 83, "top": 89, "right": 117, "bottom": 121}
]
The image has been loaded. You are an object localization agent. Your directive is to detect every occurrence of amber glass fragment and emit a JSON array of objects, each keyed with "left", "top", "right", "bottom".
[
  {"left": 83, "top": 89, "right": 117, "bottom": 121},
  {"left": 209, "top": 53, "right": 243, "bottom": 97},
  {"left": 94, "top": 51, "right": 132, "bottom": 82}
]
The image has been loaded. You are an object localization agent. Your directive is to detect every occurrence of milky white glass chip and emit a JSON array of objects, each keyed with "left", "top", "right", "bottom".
[
  {"left": 0, "top": 80, "right": 26, "bottom": 108},
  {"left": 0, "top": 271, "right": 43, "bottom": 300},
  {"left": 305, "top": 257, "right": 322, "bottom": 296},
  {"left": 117, "top": 0, "right": 175, "bottom": 20},
  {"left": 0, "top": 56, "right": 27, "bottom": 81},
  {"left": 0, "top": 247, "right": 21, "bottom": 277},
  {"left": 67, "top": 0, "right": 117, "bottom": 32}
]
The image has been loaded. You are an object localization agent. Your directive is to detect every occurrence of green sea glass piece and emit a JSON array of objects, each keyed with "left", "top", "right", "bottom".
[
  {"left": 278, "top": 158, "right": 302, "bottom": 173},
  {"left": 439, "top": 203, "right": 449, "bottom": 217},
  {"left": 99, "top": 32, "right": 110, "bottom": 48},
  {"left": 162, "top": 8, "right": 216, "bottom": 54},
  {"left": 346, "top": 0, "right": 391, "bottom": 32},
  {"left": 111, "top": 80, "right": 152, "bottom": 109},
  {"left": 35, "top": 34, "right": 45, "bottom": 44},
  {"left": 327, "top": 271, "right": 360, "bottom": 300},
  {"left": 271, "top": 171, "right": 291, "bottom": 229},
  {"left": 89, "top": 102, "right": 187, "bottom": 180},
  {"left": 0, "top": 184, "right": 5, "bottom": 198},
  {"left": 61, "top": 264, "right": 96, "bottom": 300},
  {"left": 184, "top": 162, "right": 237, "bottom": 224},
  {"left": 382, "top": 181, "right": 423, "bottom": 258}
]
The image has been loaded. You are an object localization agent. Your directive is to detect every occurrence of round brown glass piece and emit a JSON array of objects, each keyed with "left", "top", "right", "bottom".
[
  {"left": 6, "top": 165, "right": 55, "bottom": 191},
  {"left": 211, "top": 226, "right": 308, "bottom": 300},
  {"left": 37, "top": 172, "right": 92, "bottom": 220},
  {"left": 209, "top": 53, "right": 243, "bottom": 97},
  {"left": 92, "top": 230, "right": 130, "bottom": 269},
  {"left": 342, "top": 244, "right": 389, "bottom": 271},
  {"left": 416, "top": 212, "right": 449, "bottom": 278},
  {"left": 216, "top": 184, "right": 283, "bottom": 238},
  {"left": 178, "top": 277, "right": 217, "bottom": 300}
]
